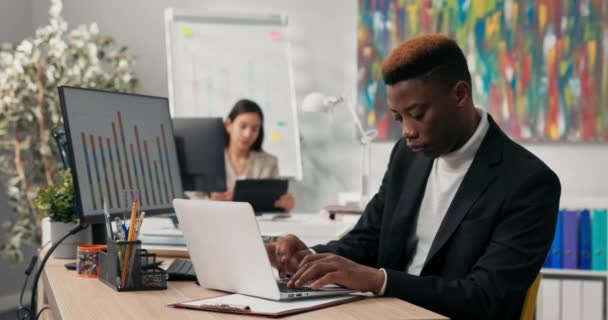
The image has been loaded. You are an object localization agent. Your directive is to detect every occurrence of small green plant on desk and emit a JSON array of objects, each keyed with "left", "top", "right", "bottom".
[{"left": 34, "top": 169, "right": 77, "bottom": 224}]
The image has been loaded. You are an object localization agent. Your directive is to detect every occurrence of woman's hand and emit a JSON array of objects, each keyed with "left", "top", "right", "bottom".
[
  {"left": 275, "top": 193, "right": 295, "bottom": 212},
  {"left": 210, "top": 190, "right": 233, "bottom": 201}
]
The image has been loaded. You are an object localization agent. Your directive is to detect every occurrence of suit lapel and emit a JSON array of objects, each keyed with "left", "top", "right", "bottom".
[
  {"left": 421, "top": 118, "right": 504, "bottom": 273},
  {"left": 384, "top": 153, "right": 433, "bottom": 269}
]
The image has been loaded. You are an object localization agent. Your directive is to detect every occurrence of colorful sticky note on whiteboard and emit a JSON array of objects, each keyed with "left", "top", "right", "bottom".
[
  {"left": 181, "top": 27, "right": 193, "bottom": 37},
  {"left": 270, "top": 131, "right": 282, "bottom": 142},
  {"left": 269, "top": 31, "right": 282, "bottom": 41},
  {"left": 277, "top": 121, "right": 287, "bottom": 127}
]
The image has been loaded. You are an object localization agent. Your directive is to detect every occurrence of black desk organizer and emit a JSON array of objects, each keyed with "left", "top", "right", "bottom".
[{"left": 98, "top": 239, "right": 167, "bottom": 291}]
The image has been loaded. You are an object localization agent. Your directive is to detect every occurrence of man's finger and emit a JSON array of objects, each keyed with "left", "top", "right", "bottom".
[
  {"left": 310, "top": 272, "right": 340, "bottom": 289},
  {"left": 288, "top": 254, "right": 333, "bottom": 286},
  {"left": 298, "top": 253, "right": 330, "bottom": 268},
  {"left": 293, "top": 262, "right": 334, "bottom": 287},
  {"left": 287, "top": 260, "right": 313, "bottom": 287}
]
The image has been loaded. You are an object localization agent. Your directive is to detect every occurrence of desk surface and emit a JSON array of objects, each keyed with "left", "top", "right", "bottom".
[{"left": 42, "top": 258, "right": 448, "bottom": 320}]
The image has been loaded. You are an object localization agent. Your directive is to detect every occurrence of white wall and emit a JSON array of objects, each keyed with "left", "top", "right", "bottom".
[
  {"left": 0, "top": 0, "right": 32, "bottom": 42},
  {"left": 0, "top": 0, "right": 35, "bottom": 312}
]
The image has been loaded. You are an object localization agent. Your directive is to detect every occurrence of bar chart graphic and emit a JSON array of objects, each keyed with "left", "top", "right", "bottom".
[{"left": 78, "top": 111, "right": 177, "bottom": 210}]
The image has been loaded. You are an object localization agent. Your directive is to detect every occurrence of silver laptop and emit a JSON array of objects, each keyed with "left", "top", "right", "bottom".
[{"left": 172, "top": 199, "right": 354, "bottom": 301}]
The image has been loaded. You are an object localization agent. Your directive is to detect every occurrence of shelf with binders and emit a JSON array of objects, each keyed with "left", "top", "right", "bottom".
[
  {"left": 536, "top": 197, "right": 608, "bottom": 320},
  {"left": 541, "top": 196, "right": 608, "bottom": 274}
]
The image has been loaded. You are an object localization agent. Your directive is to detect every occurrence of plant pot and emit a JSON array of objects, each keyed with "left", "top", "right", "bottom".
[{"left": 41, "top": 217, "right": 92, "bottom": 259}]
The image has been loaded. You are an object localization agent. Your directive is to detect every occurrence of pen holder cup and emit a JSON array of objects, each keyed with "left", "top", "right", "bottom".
[{"left": 98, "top": 239, "right": 167, "bottom": 291}]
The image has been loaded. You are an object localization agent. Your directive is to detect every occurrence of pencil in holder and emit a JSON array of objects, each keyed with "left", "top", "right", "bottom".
[{"left": 98, "top": 239, "right": 167, "bottom": 291}]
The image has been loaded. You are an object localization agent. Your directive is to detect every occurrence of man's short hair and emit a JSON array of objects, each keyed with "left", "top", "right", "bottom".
[{"left": 381, "top": 34, "right": 472, "bottom": 88}]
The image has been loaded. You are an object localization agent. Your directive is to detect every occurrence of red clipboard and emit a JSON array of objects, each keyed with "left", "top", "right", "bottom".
[{"left": 169, "top": 294, "right": 364, "bottom": 317}]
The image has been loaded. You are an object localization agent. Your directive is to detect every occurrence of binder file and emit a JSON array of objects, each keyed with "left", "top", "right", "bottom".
[
  {"left": 547, "top": 210, "right": 564, "bottom": 268},
  {"left": 578, "top": 209, "right": 592, "bottom": 269},
  {"left": 542, "top": 252, "right": 552, "bottom": 268},
  {"left": 591, "top": 209, "right": 607, "bottom": 271},
  {"left": 562, "top": 210, "right": 578, "bottom": 269}
]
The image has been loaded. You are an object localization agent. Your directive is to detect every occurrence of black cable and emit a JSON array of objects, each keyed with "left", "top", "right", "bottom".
[
  {"left": 17, "top": 223, "right": 88, "bottom": 320},
  {"left": 17, "top": 240, "right": 52, "bottom": 320},
  {"left": 18, "top": 256, "right": 38, "bottom": 309},
  {"left": 35, "top": 307, "right": 48, "bottom": 320}
]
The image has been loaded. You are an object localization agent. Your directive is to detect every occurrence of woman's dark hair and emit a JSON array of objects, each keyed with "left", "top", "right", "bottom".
[{"left": 226, "top": 99, "right": 265, "bottom": 151}]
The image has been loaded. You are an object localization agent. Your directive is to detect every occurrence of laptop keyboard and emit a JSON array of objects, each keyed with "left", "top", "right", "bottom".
[
  {"left": 166, "top": 259, "right": 197, "bottom": 281},
  {"left": 277, "top": 281, "right": 317, "bottom": 293}
]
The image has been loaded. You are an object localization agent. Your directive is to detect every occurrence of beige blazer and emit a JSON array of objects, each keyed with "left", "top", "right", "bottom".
[
  {"left": 186, "top": 149, "right": 279, "bottom": 199},
  {"left": 224, "top": 150, "right": 280, "bottom": 189}
]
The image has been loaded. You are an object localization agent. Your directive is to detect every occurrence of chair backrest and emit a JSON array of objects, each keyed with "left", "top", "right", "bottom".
[{"left": 520, "top": 273, "right": 542, "bottom": 320}]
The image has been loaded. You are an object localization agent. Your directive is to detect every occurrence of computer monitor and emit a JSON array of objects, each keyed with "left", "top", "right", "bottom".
[
  {"left": 59, "top": 86, "right": 184, "bottom": 224},
  {"left": 172, "top": 118, "right": 227, "bottom": 193}
]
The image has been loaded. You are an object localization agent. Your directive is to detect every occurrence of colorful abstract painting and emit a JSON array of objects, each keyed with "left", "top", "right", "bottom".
[{"left": 358, "top": 0, "right": 608, "bottom": 142}]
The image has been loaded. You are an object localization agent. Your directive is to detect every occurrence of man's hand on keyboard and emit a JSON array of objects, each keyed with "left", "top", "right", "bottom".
[
  {"left": 287, "top": 253, "right": 385, "bottom": 294},
  {"left": 265, "top": 234, "right": 311, "bottom": 277}
]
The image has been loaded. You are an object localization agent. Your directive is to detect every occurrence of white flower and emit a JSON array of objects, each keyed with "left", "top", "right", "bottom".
[
  {"left": 12, "top": 57, "right": 24, "bottom": 74},
  {"left": 45, "top": 65, "right": 56, "bottom": 83},
  {"left": 75, "top": 25, "right": 91, "bottom": 41},
  {"left": 49, "top": 37, "right": 67, "bottom": 57},
  {"left": 84, "top": 65, "right": 101, "bottom": 79},
  {"left": 122, "top": 73, "right": 132, "bottom": 83},
  {"left": 50, "top": 18, "right": 68, "bottom": 33},
  {"left": 89, "top": 23, "right": 99, "bottom": 36},
  {"left": 66, "top": 65, "right": 81, "bottom": 78},
  {"left": 17, "top": 40, "right": 33, "bottom": 55},
  {"left": 49, "top": 0, "right": 63, "bottom": 17},
  {"left": 118, "top": 59, "right": 128, "bottom": 70},
  {"left": 35, "top": 26, "right": 54, "bottom": 39},
  {"left": 77, "top": 57, "right": 86, "bottom": 69},
  {"left": 87, "top": 43, "right": 98, "bottom": 64},
  {"left": 26, "top": 80, "right": 37, "bottom": 91},
  {"left": 0, "top": 52, "right": 13, "bottom": 65}
]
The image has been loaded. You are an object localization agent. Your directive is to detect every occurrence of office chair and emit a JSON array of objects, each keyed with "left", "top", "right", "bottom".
[{"left": 520, "top": 273, "right": 542, "bottom": 320}]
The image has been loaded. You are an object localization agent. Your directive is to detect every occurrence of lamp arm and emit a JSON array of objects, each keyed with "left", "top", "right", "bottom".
[{"left": 341, "top": 96, "right": 367, "bottom": 144}]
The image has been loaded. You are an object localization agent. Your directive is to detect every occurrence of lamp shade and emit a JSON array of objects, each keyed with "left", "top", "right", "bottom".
[{"left": 301, "top": 92, "right": 341, "bottom": 113}]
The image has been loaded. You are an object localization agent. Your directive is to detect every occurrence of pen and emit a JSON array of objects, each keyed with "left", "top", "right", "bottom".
[
  {"left": 134, "top": 212, "right": 146, "bottom": 240},
  {"left": 121, "top": 198, "right": 139, "bottom": 287},
  {"left": 121, "top": 224, "right": 129, "bottom": 238},
  {"left": 114, "top": 217, "right": 124, "bottom": 240},
  {"left": 205, "top": 304, "right": 251, "bottom": 311},
  {"left": 103, "top": 202, "right": 113, "bottom": 240}
]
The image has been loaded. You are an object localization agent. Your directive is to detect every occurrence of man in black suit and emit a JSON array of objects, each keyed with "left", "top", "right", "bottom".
[{"left": 266, "top": 34, "right": 561, "bottom": 319}]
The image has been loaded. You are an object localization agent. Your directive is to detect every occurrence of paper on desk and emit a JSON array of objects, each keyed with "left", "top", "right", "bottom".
[{"left": 175, "top": 293, "right": 358, "bottom": 314}]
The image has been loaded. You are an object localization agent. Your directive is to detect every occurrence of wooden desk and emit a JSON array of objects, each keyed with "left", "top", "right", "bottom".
[{"left": 41, "top": 258, "right": 448, "bottom": 320}]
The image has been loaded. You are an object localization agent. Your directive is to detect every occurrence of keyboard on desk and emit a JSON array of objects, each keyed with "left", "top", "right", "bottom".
[{"left": 166, "top": 259, "right": 197, "bottom": 281}]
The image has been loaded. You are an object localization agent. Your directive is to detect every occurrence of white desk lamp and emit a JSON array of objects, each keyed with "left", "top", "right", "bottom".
[{"left": 301, "top": 92, "right": 378, "bottom": 208}]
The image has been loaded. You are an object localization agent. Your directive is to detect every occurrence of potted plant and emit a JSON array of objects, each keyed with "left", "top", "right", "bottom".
[
  {"left": 34, "top": 169, "right": 90, "bottom": 258},
  {"left": 0, "top": 0, "right": 139, "bottom": 262}
]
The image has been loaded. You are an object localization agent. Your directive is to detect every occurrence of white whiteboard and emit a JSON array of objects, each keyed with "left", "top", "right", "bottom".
[{"left": 164, "top": 9, "right": 302, "bottom": 180}]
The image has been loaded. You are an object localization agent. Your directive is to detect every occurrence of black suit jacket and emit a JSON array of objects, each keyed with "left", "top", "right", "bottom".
[{"left": 313, "top": 115, "right": 561, "bottom": 320}]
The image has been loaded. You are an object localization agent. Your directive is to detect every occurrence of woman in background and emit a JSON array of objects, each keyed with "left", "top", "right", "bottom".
[{"left": 188, "top": 99, "right": 295, "bottom": 212}]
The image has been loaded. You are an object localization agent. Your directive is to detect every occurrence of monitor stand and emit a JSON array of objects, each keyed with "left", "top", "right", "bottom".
[{"left": 91, "top": 223, "right": 109, "bottom": 244}]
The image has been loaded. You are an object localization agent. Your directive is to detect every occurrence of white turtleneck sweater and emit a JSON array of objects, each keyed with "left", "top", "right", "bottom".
[{"left": 378, "top": 108, "right": 489, "bottom": 295}]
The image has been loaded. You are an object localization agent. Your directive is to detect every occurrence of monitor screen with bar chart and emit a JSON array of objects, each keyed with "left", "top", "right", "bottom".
[{"left": 59, "top": 86, "right": 183, "bottom": 223}]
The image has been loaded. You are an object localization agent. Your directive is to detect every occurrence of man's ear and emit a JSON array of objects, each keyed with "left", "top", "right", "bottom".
[{"left": 452, "top": 80, "right": 471, "bottom": 107}]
